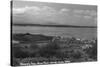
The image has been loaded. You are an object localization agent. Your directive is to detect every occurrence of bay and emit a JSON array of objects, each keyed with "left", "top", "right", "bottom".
[{"left": 12, "top": 26, "right": 97, "bottom": 40}]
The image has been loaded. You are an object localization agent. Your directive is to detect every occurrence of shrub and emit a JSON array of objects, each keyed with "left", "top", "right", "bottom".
[
  {"left": 13, "top": 47, "right": 29, "bottom": 58},
  {"left": 39, "top": 42, "right": 61, "bottom": 58},
  {"left": 85, "top": 43, "right": 97, "bottom": 60}
]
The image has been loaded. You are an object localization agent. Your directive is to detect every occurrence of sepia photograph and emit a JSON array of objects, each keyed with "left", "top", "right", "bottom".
[{"left": 11, "top": 0, "right": 97, "bottom": 66}]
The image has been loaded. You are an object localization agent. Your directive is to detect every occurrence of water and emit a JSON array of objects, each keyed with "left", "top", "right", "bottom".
[{"left": 12, "top": 26, "right": 97, "bottom": 40}]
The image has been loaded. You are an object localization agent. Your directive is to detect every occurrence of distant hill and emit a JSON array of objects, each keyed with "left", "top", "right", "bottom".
[{"left": 13, "top": 23, "right": 97, "bottom": 28}]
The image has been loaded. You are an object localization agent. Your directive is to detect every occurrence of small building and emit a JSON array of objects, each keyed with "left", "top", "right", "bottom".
[{"left": 82, "top": 44, "right": 92, "bottom": 49}]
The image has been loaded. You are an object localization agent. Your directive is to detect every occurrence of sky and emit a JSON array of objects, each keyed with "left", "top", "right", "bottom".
[{"left": 12, "top": 1, "right": 97, "bottom": 26}]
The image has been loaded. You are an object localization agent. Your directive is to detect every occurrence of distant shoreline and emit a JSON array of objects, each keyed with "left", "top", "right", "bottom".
[{"left": 13, "top": 24, "right": 97, "bottom": 28}]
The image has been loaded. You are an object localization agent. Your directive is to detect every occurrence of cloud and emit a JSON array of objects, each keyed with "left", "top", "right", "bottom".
[
  {"left": 72, "top": 9, "right": 97, "bottom": 23},
  {"left": 13, "top": 6, "right": 71, "bottom": 17},
  {"left": 73, "top": 10, "right": 84, "bottom": 14},
  {"left": 89, "top": 10, "right": 97, "bottom": 16},
  {"left": 59, "top": 8, "right": 70, "bottom": 14},
  {"left": 73, "top": 9, "right": 97, "bottom": 16},
  {"left": 13, "top": 6, "right": 97, "bottom": 26},
  {"left": 13, "top": 6, "right": 61, "bottom": 24},
  {"left": 83, "top": 15, "right": 92, "bottom": 19},
  {"left": 13, "top": 6, "right": 58, "bottom": 16},
  {"left": 60, "top": 8, "right": 70, "bottom": 12},
  {"left": 94, "top": 17, "right": 97, "bottom": 24},
  {"left": 13, "top": 6, "right": 41, "bottom": 15},
  {"left": 13, "top": 8, "right": 26, "bottom": 14}
]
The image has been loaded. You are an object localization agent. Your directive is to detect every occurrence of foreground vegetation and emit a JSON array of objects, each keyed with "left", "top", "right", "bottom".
[{"left": 11, "top": 33, "right": 97, "bottom": 66}]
